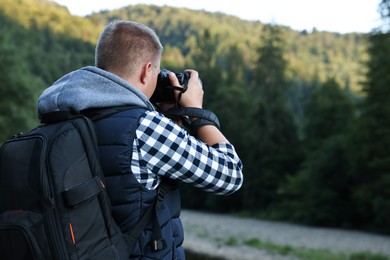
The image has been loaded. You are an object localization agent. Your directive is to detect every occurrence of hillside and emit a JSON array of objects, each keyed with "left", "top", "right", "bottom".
[
  {"left": 0, "top": 0, "right": 368, "bottom": 92},
  {"left": 89, "top": 4, "right": 368, "bottom": 93},
  {"left": 0, "top": 0, "right": 100, "bottom": 43}
]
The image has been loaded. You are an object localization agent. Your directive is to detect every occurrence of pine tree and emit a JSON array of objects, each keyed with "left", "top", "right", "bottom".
[
  {"left": 347, "top": 0, "right": 390, "bottom": 232},
  {"left": 244, "top": 25, "right": 301, "bottom": 211},
  {"left": 279, "top": 79, "right": 356, "bottom": 226},
  {"left": 188, "top": 29, "right": 222, "bottom": 107}
]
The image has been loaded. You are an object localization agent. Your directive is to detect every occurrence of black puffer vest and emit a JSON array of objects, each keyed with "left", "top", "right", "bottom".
[{"left": 94, "top": 108, "right": 185, "bottom": 259}]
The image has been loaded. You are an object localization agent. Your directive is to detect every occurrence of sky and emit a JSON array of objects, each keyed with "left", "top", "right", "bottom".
[{"left": 53, "top": 0, "right": 382, "bottom": 34}]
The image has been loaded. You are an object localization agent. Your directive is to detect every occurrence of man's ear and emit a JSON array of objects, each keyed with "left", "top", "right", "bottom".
[{"left": 140, "top": 62, "right": 153, "bottom": 84}]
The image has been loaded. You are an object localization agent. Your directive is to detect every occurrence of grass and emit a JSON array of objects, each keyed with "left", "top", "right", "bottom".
[
  {"left": 188, "top": 223, "right": 389, "bottom": 260},
  {"left": 211, "top": 235, "right": 388, "bottom": 260},
  {"left": 241, "top": 237, "right": 389, "bottom": 260}
]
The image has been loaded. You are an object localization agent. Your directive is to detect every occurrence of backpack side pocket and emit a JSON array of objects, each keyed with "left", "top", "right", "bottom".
[{"left": 0, "top": 211, "right": 48, "bottom": 260}]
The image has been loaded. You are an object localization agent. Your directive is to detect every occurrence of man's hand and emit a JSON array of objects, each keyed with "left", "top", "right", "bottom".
[
  {"left": 169, "top": 70, "right": 204, "bottom": 109},
  {"left": 168, "top": 69, "right": 229, "bottom": 145}
]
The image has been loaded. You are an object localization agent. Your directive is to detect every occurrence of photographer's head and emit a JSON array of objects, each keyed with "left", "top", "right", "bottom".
[{"left": 95, "top": 20, "right": 163, "bottom": 97}]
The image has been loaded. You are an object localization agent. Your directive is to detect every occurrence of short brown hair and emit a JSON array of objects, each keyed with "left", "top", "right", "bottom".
[{"left": 95, "top": 20, "right": 163, "bottom": 78}]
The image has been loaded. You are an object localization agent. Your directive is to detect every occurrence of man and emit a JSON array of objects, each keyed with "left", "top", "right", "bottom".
[{"left": 38, "top": 20, "right": 243, "bottom": 259}]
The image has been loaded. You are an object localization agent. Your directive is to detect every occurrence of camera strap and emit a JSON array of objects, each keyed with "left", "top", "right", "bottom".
[
  {"left": 170, "top": 85, "right": 188, "bottom": 104},
  {"left": 164, "top": 107, "right": 220, "bottom": 134}
]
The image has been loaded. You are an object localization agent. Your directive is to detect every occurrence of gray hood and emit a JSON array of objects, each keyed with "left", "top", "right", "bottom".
[{"left": 37, "top": 66, "right": 155, "bottom": 117}]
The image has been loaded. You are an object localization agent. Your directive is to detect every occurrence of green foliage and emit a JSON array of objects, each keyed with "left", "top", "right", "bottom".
[
  {"left": 273, "top": 79, "right": 356, "bottom": 226},
  {"left": 0, "top": 21, "right": 41, "bottom": 142},
  {"left": 243, "top": 25, "right": 302, "bottom": 211},
  {"left": 90, "top": 4, "right": 368, "bottom": 93},
  {"left": 304, "top": 79, "right": 355, "bottom": 148},
  {"left": 347, "top": 29, "right": 390, "bottom": 233},
  {"left": 0, "top": 0, "right": 95, "bottom": 139},
  {"left": 0, "top": 0, "right": 100, "bottom": 43}
]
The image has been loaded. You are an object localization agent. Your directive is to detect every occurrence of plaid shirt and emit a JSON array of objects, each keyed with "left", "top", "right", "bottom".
[{"left": 131, "top": 111, "right": 243, "bottom": 195}]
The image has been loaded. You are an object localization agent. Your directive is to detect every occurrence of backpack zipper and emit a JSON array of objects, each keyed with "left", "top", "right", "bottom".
[{"left": 40, "top": 133, "right": 70, "bottom": 260}]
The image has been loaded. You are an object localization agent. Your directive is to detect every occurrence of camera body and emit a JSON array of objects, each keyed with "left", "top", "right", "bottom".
[{"left": 150, "top": 69, "right": 190, "bottom": 104}]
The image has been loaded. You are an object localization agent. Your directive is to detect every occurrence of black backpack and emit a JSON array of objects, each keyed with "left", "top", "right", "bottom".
[{"left": 0, "top": 112, "right": 130, "bottom": 260}]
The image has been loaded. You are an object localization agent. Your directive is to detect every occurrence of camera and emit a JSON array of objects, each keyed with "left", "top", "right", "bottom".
[{"left": 150, "top": 69, "right": 190, "bottom": 104}]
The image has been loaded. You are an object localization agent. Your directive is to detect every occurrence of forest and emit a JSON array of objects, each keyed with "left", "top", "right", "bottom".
[{"left": 0, "top": 0, "right": 389, "bottom": 234}]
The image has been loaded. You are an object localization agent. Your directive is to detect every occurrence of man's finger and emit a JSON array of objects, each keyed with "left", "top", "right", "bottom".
[{"left": 169, "top": 72, "right": 182, "bottom": 87}]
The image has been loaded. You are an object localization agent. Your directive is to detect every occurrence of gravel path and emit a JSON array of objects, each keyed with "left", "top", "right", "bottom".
[{"left": 181, "top": 210, "right": 390, "bottom": 260}]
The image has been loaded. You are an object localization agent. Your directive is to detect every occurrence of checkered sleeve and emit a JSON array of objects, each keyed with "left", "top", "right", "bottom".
[{"left": 135, "top": 111, "right": 243, "bottom": 195}]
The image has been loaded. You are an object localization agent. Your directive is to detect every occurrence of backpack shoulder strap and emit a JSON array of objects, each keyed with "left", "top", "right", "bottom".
[
  {"left": 41, "top": 105, "right": 148, "bottom": 124},
  {"left": 81, "top": 105, "right": 147, "bottom": 121},
  {"left": 40, "top": 111, "right": 82, "bottom": 124},
  {"left": 124, "top": 178, "right": 178, "bottom": 251}
]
